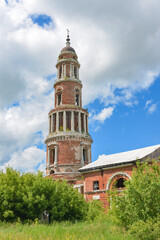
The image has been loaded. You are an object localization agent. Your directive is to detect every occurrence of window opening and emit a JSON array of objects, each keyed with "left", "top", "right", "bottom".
[
  {"left": 57, "top": 93, "right": 62, "bottom": 106},
  {"left": 83, "top": 149, "right": 88, "bottom": 163},
  {"left": 93, "top": 181, "right": 99, "bottom": 191},
  {"left": 74, "top": 66, "right": 77, "bottom": 78},
  {"left": 66, "top": 111, "right": 71, "bottom": 130},
  {"left": 74, "top": 112, "right": 79, "bottom": 131},
  {"left": 81, "top": 113, "right": 84, "bottom": 132},
  {"left": 115, "top": 178, "right": 126, "bottom": 189},
  {"left": 53, "top": 114, "right": 56, "bottom": 132},
  {"left": 59, "top": 112, "right": 63, "bottom": 131},
  {"left": 75, "top": 94, "right": 79, "bottom": 106},
  {"left": 86, "top": 115, "right": 88, "bottom": 133},
  {"left": 59, "top": 66, "right": 62, "bottom": 78},
  {"left": 50, "top": 170, "right": 55, "bottom": 174},
  {"left": 49, "top": 116, "right": 51, "bottom": 133},
  {"left": 50, "top": 149, "right": 55, "bottom": 164}
]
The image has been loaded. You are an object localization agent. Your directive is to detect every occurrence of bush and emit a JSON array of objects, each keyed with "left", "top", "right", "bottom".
[
  {"left": 85, "top": 200, "right": 106, "bottom": 221},
  {"left": 0, "top": 168, "right": 87, "bottom": 223},
  {"left": 109, "top": 160, "right": 160, "bottom": 238},
  {"left": 129, "top": 218, "right": 160, "bottom": 240}
]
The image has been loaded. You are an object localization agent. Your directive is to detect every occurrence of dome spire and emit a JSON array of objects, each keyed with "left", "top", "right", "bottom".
[{"left": 66, "top": 29, "right": 70, "bottom": 46}]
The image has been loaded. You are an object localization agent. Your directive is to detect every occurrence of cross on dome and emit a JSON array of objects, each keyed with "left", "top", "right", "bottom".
[{"left": 66, "top": 29, "right": 70, "bottom": 46}]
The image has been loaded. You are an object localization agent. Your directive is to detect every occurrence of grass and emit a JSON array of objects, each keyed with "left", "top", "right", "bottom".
[{"left": 0, "top": 219, "right": 136, "bottom": 240}]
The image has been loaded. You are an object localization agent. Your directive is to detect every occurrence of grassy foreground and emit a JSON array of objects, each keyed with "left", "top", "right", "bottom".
[{"left": 0, "top": 219, "right": 135, "bottom": 240}]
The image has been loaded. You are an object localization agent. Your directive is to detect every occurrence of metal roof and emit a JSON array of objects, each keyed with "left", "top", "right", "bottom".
[{"left": 79, "top": 144, "right": 160, "bottom": 172}]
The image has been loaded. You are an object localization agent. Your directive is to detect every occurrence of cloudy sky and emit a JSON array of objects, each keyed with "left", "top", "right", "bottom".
[{"left": 0, "top": 0, "right": 160, "bottom": 173}]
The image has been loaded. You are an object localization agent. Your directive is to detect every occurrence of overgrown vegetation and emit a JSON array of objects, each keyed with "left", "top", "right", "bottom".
[
  {"left": 109, "top": 160, "right": 160, "bottom": 240},
  {"left": 0, "top": 219, "right": 136, "bottom": 240},
  {"left": 0, "top": 168, "right": 88, "bottom": 222}
]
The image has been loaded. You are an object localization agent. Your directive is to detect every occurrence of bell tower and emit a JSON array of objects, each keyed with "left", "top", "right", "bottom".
[{"left": 45, "top": 32, "right": 93, "bottom": 182}]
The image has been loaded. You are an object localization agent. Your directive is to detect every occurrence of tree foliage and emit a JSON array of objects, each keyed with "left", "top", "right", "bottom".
[
  {"left": 0, "top": 168, "right": 87, "bottom": 222},
  {"left": 110, "top": 160, "right": 160, "bottom": 239},
  {"left": 85, "top": 200, "right": 106, "bottom": 222}
]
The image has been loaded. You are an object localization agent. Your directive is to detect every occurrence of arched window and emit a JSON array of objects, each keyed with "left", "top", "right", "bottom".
[
  {"left": 56, "top": 87, "right": 63, "bottom": 106},
  {"left": 50, "top": 149, "right": 55, "bottom": 164},
  {"left": 106, "top": 172, "right": 131, "bottom": 191},
  {"left": 114, "top": 178, "right": 126, "bottom": 189},
  {"left": 57, "top": 93, "right": 62, "bottom": 106},
  {"left": 75, "top": 89, "right": 80, "bottom": 106}
]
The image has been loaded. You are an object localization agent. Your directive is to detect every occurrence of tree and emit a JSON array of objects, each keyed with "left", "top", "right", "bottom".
[
  {"left": 0, "top": 168, "right": 87, "bottom": 222},
  {"left": 110, "top": 160, "right": 160, "bottom": 239}
]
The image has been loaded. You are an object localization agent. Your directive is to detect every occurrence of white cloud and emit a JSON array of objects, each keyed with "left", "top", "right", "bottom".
[
  {"left": 1, "top": 146, "right": 46, "bottom": 172},
  {"left": 145, "top": 100, "right": 157, "bottom": 114},
  {"left": 145, "top": 100, "right": 152, "bottom": 108},
  {"left": 93, "top": 107, "right": 114, "bottom": 123},
  {"left": 148, "top": 104, "right": 157, "bottom": 114}
]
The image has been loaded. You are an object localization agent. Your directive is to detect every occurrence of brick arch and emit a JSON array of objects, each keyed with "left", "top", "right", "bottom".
[
  {"left": 74, "top": 86, "right": 80, "bottom": 91},
  {"left": 56, "top": 86, "right": 63, "bottom": 92},
  {"left": 106, "top": 172, "right": 131, "bottom": 191}
]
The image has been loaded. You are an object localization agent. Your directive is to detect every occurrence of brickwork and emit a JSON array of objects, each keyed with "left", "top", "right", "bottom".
[
  {"left": 83, "top": 165, "right": 134, "bottom": 210},
  {"left": 45, "top": 36, "right": 93, "bottom": 182},
  {"left": 54, "top": 81, "right": 82, "bottom": 107}
]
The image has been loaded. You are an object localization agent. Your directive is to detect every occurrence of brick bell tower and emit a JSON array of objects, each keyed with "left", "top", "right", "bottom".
[{"left": 45, "top": 32, "right": 93, "bottom": 183}]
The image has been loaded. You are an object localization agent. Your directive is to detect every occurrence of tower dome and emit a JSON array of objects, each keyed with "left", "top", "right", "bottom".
[{"left": 61, "top": 45, "right": 75, "bottom": 53}]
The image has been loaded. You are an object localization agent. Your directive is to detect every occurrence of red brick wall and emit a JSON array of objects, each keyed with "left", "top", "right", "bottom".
[
  {"left": 57, "top": 140, "right": 81, "bottom": 165},
  {"left": 84, "top": 165, "right": 134, "bottom": 209},
  {"left": 54, "top": 81, "right": 82, "bottom": 107}
]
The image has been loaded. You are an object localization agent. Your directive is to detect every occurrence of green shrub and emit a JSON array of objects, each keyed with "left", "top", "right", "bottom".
[
  {"left": 3, "top": 210, "right": 14, "bottom": 221},
  {"left": 85, "top": 200, "right": 106, "bottom": 221},
  {"left": 129, "top": 218, "right": 160, "bottom": 240},
  {"left": 0, "top": 168, "right": 87, "bottom": 223},
  {"left": 109, "top": 160, "right": 160, "bottom": 239},
  {"left": 110, "top": 161, "right": 160, "bottom": 229}
]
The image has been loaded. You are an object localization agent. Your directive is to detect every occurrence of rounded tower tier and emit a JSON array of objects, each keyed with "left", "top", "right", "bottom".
[{"left": 45, "top": 33, "right": 93, "bottom": 181}]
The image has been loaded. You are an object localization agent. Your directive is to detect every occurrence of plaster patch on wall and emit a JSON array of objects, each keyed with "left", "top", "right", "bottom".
[{"left": 71, "top": 145, "right": 80, "bottom": 160}]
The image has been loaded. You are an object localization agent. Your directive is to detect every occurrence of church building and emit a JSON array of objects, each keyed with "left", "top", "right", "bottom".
[{"left": 45, "top": 33, "right": 160, "bottom": 208}]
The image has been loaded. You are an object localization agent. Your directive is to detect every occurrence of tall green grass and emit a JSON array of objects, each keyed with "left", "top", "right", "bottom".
[{"left": 0, "top": 218, "right": 136, "bottom": 240}]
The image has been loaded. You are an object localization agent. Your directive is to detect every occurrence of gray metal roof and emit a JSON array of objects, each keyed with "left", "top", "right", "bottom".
[{"left": 79, "top": 144, "right": 160, "bottom": 172}]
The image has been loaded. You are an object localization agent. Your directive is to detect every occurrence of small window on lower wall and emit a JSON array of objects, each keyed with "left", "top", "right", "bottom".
[{"left": 93, "top": 181, "right": 99, "bottom": 191}]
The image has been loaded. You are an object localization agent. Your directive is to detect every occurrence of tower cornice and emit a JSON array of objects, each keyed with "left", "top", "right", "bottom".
[
  {"left": 56, "top": 58, "right": 80, "bottom": 68},
  {"left": 58, "top": 51, "right": 77, "bottom": 58},
  {"left": 54, "top": 78, "right": 82, "bottom": 88},
  {"left": 48, "top": 106, "right": 88, "bottom": 116},
  {"left": 45, "top": 133, "right": 93, "bottom": 144}
]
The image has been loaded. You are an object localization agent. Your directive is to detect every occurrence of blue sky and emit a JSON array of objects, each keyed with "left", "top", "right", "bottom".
[
  {"left": 0, "top": 0, "right": 160, "bottom": 173},
  {"left": 88, "top": 77, "right": 160, "bottom": 162}
]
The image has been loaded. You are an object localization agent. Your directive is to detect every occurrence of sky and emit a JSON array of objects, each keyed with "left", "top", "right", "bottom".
[{"left": 0, "top": 0, "right": 160, "bottom": 173}]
